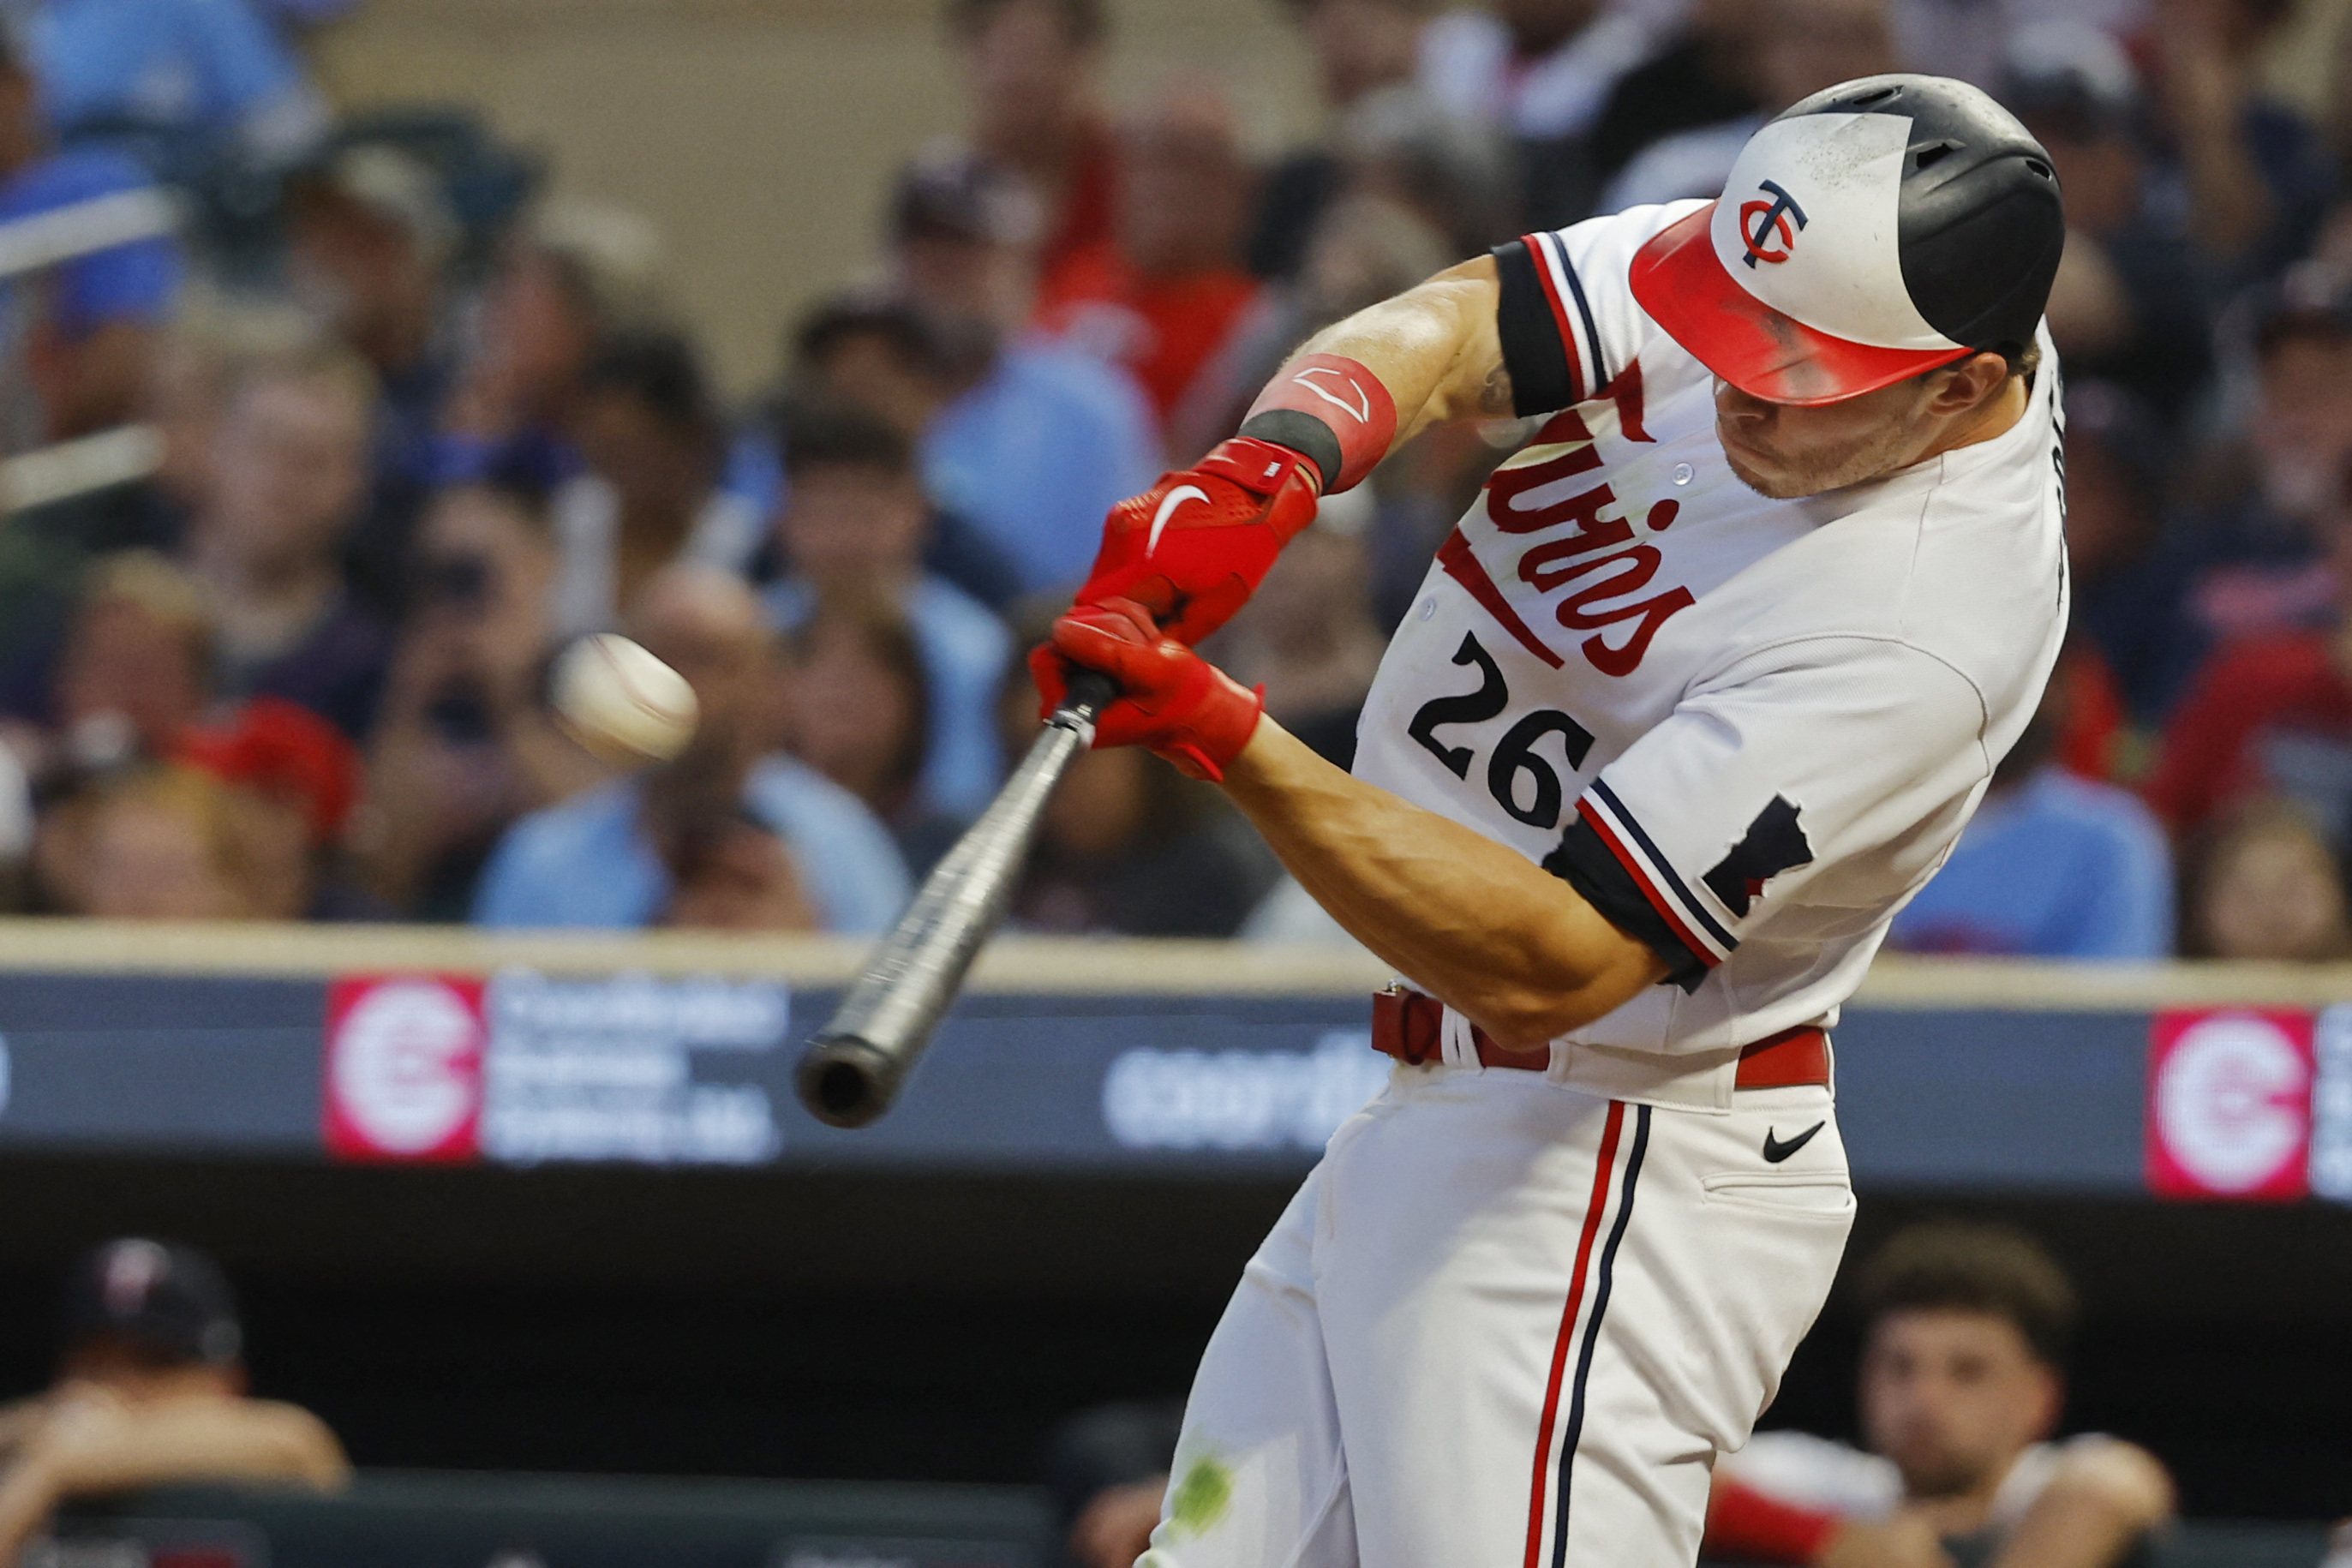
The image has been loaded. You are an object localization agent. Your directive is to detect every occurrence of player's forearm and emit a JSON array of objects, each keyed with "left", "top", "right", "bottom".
[
  {"left": 1221, "top": 722, "right": 1662, "bottom": 1048},
  {"left": 32, "top": 1402, "right": 350, "bottom": 1499},
  {"left": 1288, "top": 256, "right": 1509, "bottom": 448},
  {"left": 1986, "top": 1444, "right": 2175, "bottom": 1568}
]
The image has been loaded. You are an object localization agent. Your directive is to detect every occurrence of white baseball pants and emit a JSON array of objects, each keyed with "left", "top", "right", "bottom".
[{"left": 1140, "top": 1062, "right": 1854, "bottom": 1568}]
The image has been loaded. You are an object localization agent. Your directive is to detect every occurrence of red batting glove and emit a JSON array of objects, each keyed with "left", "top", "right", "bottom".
[
  {"left": 1074, "top": 438, "right": 1322, "bottom": 646},
  {"left": 1030, "top": 598, "right": 1265, "bottom": 782}
]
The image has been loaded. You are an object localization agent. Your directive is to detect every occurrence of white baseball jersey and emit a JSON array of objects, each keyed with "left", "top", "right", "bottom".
[{"left": 1351, "top": 200, "right": 2068, "bottom": 1059}]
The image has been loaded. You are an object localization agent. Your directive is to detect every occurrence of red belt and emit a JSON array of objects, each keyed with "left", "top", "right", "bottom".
[{"left": 1369, "top": 989, "right": 1830, "bottom": 1090}]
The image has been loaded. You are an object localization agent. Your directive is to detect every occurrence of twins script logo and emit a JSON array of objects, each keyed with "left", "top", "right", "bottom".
[
  {"left": 1738, "top": 178, "right": 1809, "bottom": 268},
  {"left": 1438, "top": 362, "right": 1693, "bottom": 678}
]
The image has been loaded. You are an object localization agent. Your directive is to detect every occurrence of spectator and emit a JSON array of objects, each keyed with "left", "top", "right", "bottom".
[
  {"left": 352, "top": 478, "right": 587, "bottom": 919},
  {"left": 180, "top": 338, "right": 391, "bottom": 739},
  {"left": 2130, "top": 292, "right": 2352, "bottom": 710},
  {"left": 1601, "top": 0, "right": 1894, "bottom": 212},
  {"left": 37, "top": 763, "right": 262, "bottom": 918},
  {"left": 25, "top": 0, "right": 327, "bottom": 168},
  {"left": 0, "top": 1238, "right": 345, "bottom": 1559},
  {"left": 1884, "top": 0, "right": 2136, "bottom": 92},
  {"left": 1248, "top": 0, "right": 1439, "bottom": 283},
  {"left": 658, "top": 811, "right": 822, "bottom": 931},
  {"left": 439, "top": 197, "right": 665, "bottom": 491},
  {"left": 2002, "top": 24, "right": 2211, "bottom": 427},
  {"left": 764, "top": 401, "right": 1007, "bottom": 821},
  {"left": 286, "top": 142, "right": 463, "bottom": 607},
  {"left": 15, "top": 549, "right": 212, "bottom": 786},
  {"left": 2147, "top": 0, "right": 2331, "bottom": 281},
  {"left": 1418, "top": 0, "right": 1688, "bottom": 226},
  {"left": 1002, "top": 631, "right": 1278, "bottom": 936},
  {"left": 1705, "top": 1223, "right": 2174, "bottom": 1568},
  {"left": 2180, "top": 799, "right": 2352, "bottom": 961},
  {"left": 1583, "top": 0, "right": 1761, "bottom": 198},
  {"left": 0, "top": 34, "right": 183, "bottom": 446},
  {"left": 0, "top": 300, "right": 315, "bottom": 679},
  {"left": 949, "top": 0, "right": 1115, "bottom": 298},
  {"left": 2061, "top": 382, "right": 2187, "bottom": 725},
  {"left": 888, "top": 149, "right": 1158, "bottom": 593},
  {"left": 1036, "top": 89, "right": 1273, "bottom": 443},
  {"left": 788, "top": 296, "right": 1025, "bottom": 608},
  {"left": 780, "top": 586, "right": 966, "bottom": 878},
  {"left": 2142, "top": 455, "right": 2352, "bottom": 847},
  {"left": 548, "top": 330, "right": 762, "bottom": 637},
  {"left": 1887, "top": 645, "right": 2175, "bottom": 959},
  {"left": 1212, "top": 505, "right": 1389, "bottom": 770},
  {"left": 175, "top": 694, "right": 368, "bottom": 919},
  {"left": 1044, "top": 1399, "right": 1185, "bottom": 1568},
  {"left": 472, "top": 565, "right": 907, "bottom": 933},
  {"left": 1337, "top": 82, "right": 1514, "bottom": 265}
]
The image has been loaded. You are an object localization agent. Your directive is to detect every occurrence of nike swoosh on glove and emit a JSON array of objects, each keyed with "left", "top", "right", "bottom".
[
  {"left": 1031, "top": 597, "right": 1265, "bottom": 782},
  {"left": 1074, "top": 438, "right": 1322, "bottom": 646}
]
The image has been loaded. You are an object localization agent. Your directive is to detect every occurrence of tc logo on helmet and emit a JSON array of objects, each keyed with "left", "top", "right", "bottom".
[{"left": 1737, "top": 179, "right": 1809, "bottom": 268}]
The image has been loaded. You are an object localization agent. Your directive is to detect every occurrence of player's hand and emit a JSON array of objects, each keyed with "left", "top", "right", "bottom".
[
  {"left": 1074, "top": 438, "right": 1323, "bottom": 646},
  {"left": 1032, "top": 598, "right": 1264, "bottom": 782}
]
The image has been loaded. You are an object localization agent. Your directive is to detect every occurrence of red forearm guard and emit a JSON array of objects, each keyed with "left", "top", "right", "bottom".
[{"left": 1242, "top": 352, "right": 1399, "bottom": 494}]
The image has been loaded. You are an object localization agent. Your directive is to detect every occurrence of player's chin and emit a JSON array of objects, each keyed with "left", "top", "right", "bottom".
[{"left": 1717, "top": 434, "right": 1805, "bottom": 500}]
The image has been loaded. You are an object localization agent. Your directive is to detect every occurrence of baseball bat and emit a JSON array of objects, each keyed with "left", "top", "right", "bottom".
[{"left": 795, "top": 668, "right": 1119, "bottom": 1128}]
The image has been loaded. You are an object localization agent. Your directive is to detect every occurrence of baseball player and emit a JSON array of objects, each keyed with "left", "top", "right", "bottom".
[{"left": 1036, "top": 75, "right": 2068, "bottom": 1567}]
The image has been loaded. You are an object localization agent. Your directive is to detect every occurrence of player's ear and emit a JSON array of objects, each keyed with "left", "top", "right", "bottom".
[{"left": 1925, "top": 352, "right": 2011, "bottom": 416}]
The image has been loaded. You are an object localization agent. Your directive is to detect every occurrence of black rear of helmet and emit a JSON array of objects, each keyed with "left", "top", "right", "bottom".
[{"left": 1775, "top": 74, "right": 2065, "bottom": 356}]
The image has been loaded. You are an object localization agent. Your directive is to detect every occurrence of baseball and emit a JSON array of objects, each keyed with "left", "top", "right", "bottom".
[{"left": 550, "top": 633, "right": 698, "bottom": 765}]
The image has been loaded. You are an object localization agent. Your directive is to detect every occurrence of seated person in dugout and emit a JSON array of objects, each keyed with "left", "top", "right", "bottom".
[
  {"left": 1704, "top": 1222, "right": 2174, "bottom": 1568},
  {"left": 0, "top": 1238, "right": 347, "bottom": 1559}
]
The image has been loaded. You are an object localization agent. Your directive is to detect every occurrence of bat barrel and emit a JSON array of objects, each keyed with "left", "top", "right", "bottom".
[
  {"left": 796, "top": 1033, "right": 902, "bottom": 1128},
  {"left": 796, "top": 670, "right": 1117, "bottom": 1129}
]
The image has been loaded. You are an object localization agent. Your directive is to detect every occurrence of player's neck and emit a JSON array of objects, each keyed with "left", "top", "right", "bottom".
[{"left": 1913, "top": 374, "right": 2031, "bottom": 470}]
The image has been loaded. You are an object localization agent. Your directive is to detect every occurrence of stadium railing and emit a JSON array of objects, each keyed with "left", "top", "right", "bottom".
[{"left": 46, "top": 1472, "right": 2334, "bottom": 1568}]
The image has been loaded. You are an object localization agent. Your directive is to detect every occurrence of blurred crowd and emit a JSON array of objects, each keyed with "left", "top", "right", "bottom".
[{"left": 6, "top": 0, "right": 2352, "bottom": 959}]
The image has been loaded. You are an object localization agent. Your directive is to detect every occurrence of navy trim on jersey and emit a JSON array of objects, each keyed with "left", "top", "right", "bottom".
[
  {"left": 1543, "top": 820, "right": 1709, "bottom": 994},
  {"left": 1494, "top": 239, "right": 1577, "bottom": 416},
  {"left": 1551, "top": 234, "right": 1608, "bottom": 393},
  {"left": 1526, "top": 230, "right": 1607, "bottom": 400},
  {"left": 1587, "top": 781, "right": 1739, "bottom": 955},
  {"left": 1549, "top": 1104, "right": 1649, "bottom": 1568}
]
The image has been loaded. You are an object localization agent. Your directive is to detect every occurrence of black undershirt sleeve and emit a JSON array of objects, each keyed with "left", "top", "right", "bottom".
[
  {"left": 1492, "top": 238, "right": 1576, "bottom": 418},
  {"left": 1542, "top": 817, "right": 1710, "bottom": 993}
]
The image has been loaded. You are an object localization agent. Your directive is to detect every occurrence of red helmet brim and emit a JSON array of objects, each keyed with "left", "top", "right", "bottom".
[{"left": 1628, "top": 204, "right": 1973, "bottom": 406}]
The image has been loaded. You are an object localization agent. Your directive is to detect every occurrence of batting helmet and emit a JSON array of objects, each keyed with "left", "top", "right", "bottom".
[{"left": 1631, "top": 74, "right": 2066, "bottom": 404}]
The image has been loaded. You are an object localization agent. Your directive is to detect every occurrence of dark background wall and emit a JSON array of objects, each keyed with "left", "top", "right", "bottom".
[{"left": 0, "top": 1154, "right": 2343, "bottom": 1519}]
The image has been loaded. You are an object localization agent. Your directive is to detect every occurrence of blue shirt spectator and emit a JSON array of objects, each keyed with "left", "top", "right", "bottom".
[
  {"left": 471, "top": 755, "right": 908, "bottom": 935},
  {"left": 0, "top": 146, "right": 178, "bottom": 334},
  {"left": 0, "top": 35, "right": 182, "bottom": 440},
  {"left": 765, "top": 575, "right": 1008, "bottom": 822},
  {"left": 764, "top": 402, "right": 1012, "bottom": 821},
  {"left": 1888, "top": 767, "right": 2175, "bottom": 960},
  {"left": 922, "top": 338, "right": 1157, "bottom": 596},
  {"left": 27, "top": 0, "right": 325, "bottom": 161}
]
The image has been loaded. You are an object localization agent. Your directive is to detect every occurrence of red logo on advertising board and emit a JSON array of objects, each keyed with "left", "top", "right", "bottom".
[
  {"left": 2147, "top": 1008, "right": 2313, "bottom": 1200},
  {"left": 322, "top": 975, "right": 485, "bottom": 1163}
]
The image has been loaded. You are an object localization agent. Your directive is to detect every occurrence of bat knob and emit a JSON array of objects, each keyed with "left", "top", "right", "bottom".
[{"left": 796, "top": 1032, "right": 903, "bottom": 1129}]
